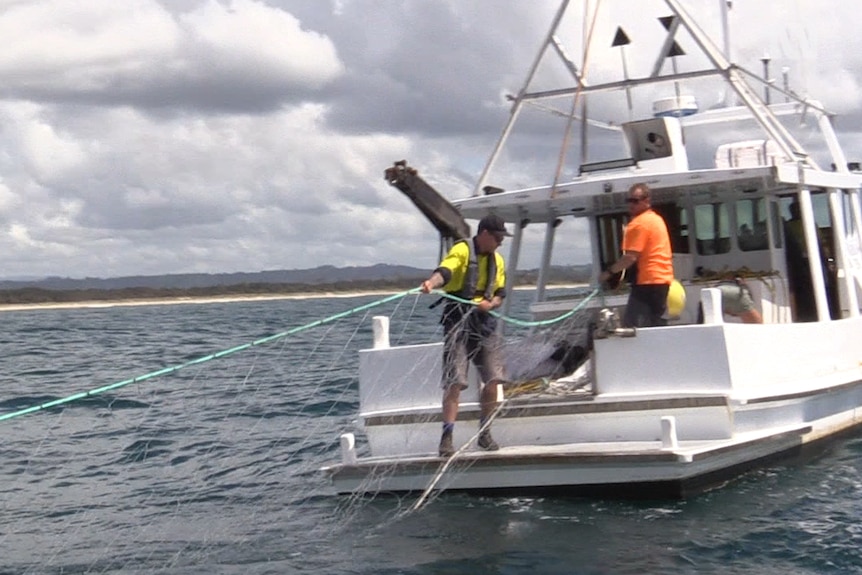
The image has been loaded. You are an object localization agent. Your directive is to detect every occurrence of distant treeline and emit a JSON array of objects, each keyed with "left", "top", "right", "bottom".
[{"left": 0, "top": 267, "right": 592, "bottom": 305}]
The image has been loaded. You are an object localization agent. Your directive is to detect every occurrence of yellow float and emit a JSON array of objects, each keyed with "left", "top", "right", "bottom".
[{"left": 667, "top": 279, "right": 686, "bottom": 318}]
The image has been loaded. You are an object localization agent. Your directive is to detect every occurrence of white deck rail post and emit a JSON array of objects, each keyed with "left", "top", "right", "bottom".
[
  {"left": 340, "top": 433, "right": 357, "bottom": 465},
  {"left": 700, "top": 287, "right": 724, "bottom": 324},
  {"left": 372, "top": 316, "right": 390, "bottom": 349},
  {"left": 661, "top": 416, "right": 679, "bottom": 449}
]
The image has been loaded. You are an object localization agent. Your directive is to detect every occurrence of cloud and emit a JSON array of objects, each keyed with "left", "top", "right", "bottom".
[
  {"left": 0, "top": 99, "right": 422, "bottom": 277},
  {"left": 0, "top": 0, "right": 344, "bottom": 112},
  {"left": 0, "top": 0, "right": 857, "bottom": 280}
]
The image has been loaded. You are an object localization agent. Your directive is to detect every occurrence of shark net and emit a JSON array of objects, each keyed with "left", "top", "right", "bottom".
[{"left": 0, "top": 286, "right": 597, "bottom": 572}]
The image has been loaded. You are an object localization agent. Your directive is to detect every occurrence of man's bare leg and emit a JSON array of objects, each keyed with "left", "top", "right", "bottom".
[
  {"left": 438, "top": 385, "right": 461, "bottom": 456},
  {"left": 478, "top": 381, "right": 501, "bottom": 451},
  {"left": 442, "top": 385, "right": 461, "bottom": 424}
]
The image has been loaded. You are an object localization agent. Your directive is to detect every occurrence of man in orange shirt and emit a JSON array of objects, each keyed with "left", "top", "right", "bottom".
[{"left": 599, "top": 183, "right": 674, "bottom": 327}]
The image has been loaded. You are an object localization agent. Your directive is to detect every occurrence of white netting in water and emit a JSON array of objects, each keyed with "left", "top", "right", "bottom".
[{"left": 0, "top": 287, "right": 596, "bottom": 572}]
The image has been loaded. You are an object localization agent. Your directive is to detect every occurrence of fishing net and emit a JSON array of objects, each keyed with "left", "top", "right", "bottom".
[{"left": 0, "top": 287, "right": 596, "bottom": 572}]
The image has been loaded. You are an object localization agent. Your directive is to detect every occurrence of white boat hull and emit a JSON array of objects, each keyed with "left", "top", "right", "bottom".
[
  {"left": 325, "top": 0, "right": 862, "bottom": 500},
  {"left": 324, "top": 316, "right": 862, "bottom": 497},
  {"left": 326, "top": 423, "right": 831, "bottom": 497}
]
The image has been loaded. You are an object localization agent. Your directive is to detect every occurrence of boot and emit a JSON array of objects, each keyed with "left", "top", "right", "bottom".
[
  {"left": 439, "top": 429, "right": 455, "bottom": 457},
  {"left": 478, "top": 429, "right": 499, "bottom": 451}
]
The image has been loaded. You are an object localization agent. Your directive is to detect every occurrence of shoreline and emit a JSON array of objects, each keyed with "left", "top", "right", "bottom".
[
  {"left": 0, "top": 291, "right": 403, "bottom": 313},
  {"left": 0, "top": 284, "right": 590, "bottom": 313}
]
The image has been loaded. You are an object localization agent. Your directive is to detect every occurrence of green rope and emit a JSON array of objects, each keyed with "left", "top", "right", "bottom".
[
  {"left": 435, "top": 286, "right": 600, "bottom": 326},
  {"left": 0, "top": 288, "right": 420, "bottom": 423},
  {"left": 0, "top": 286, "right": 599, "bottom": 423}
]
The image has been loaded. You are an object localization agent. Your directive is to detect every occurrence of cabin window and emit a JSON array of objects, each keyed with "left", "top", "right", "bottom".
[
  {"left": 778, "top": 193, "right": 836, "bottom": 260},
  {"left": 812, "top": 191, "right": 833, "bottom": 228},
  {"left": 595, "top": 203, "right": 688, "bottom": 269},
  {"left": 779, "top": 192, "right": 839, "bottom": 319},
  {"left": 694, "top": 203, "right": 730, "bottom": 255},
  {"left": 842, "top": 190, "right": 856, "bottom": 235},
  {"left": 676, "top": 206, "right": 690, "bottom": 253},
  {"left": 779, "top": 191, "right": 834, "bottom": 231},
  {"left": 597, "top": 213, "right": 627, "bottom": 269},
  {"left": 771, "top": 201, "right": 783, "bottom": 248},
  {"left": 653, "top": 203, "right": 689, "bottom": 253},
  {"left": 735, "top": 198, "right": 768, "bottom": 251}
]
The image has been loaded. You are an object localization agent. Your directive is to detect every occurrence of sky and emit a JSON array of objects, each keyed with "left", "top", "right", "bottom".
[{"left": 0, "top": 0, "right": 860, "bottom": 279}]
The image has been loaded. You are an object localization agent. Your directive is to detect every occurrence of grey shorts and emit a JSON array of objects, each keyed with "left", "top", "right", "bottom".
[
  {"left": 442, "top": 321, "right": 506, "bottom": 390},
  {"left": 718, "top": 283, "right": 755, "bottom": 315}
]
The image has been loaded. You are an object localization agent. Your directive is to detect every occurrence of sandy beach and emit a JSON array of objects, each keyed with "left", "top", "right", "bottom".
[
  {"left": 0, "top": 284, "right": 590, "bottom": 313},
  {"left": 0, "top": 290, "right": 407, "bottom": 313}
]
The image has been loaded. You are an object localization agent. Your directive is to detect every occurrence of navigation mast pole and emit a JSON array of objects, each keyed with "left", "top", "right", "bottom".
[
  {"left": 662, "top": 0, "right": 812, "bottom": 168},
  {"left": 472, "top": 0, "right": 571, "bottom": 197},
  {"left": 719, "top": 0, "right": 731, "bottom": 106}
]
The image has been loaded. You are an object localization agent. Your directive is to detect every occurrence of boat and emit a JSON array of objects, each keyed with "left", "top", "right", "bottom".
[{"left": 322, "top": 0, "right": 862, "bottom": 498}]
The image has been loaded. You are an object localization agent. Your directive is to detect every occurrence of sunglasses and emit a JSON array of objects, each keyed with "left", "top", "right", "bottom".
[
  {"left": 492, "top": 231, "right": 506, "bottom": 243},
  {"left": 626, "top": 197, "right": 644, "bottom": 204}
]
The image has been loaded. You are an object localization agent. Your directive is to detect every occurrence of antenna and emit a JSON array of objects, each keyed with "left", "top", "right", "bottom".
[{"left": 761, "top": 53, "right": 772, "bottom": 105}]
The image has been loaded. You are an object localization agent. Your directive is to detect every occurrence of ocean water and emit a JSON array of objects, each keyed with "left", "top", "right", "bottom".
[{"left": 1, "top": 290, "right": 861, "bottom": 574}]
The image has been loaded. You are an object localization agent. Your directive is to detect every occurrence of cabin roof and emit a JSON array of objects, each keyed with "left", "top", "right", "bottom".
[{"left": 454, "top": 165, "right": 862, "bottom": 223}]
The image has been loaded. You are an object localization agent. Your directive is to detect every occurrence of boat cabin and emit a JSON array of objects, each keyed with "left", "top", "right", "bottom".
[
  {"left": 332, "top": 0, "right": 862, "bottom": 499},
  {"left": 454, "top": 115, "right": 862, "bottom": 328},
  {"left": 332, "top": 0, "right": 862, "bottom": 498}
]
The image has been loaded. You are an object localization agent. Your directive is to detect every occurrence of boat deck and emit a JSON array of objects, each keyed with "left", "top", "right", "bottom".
[
  {"left": 325, "top": 423, "right": 814, "bottom": 497},
  {"left": 339, "top": 422, "right": 812, "bottom": 467}
]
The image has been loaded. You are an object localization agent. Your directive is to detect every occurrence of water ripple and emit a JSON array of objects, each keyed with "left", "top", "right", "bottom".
[{"left": 1, "top": 293, "right": 861, "bottom": 574}]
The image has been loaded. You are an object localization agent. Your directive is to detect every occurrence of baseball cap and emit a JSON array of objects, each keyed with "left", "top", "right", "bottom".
[{"left": 477, "top": 214, "right": 513, "bottom": 237}]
